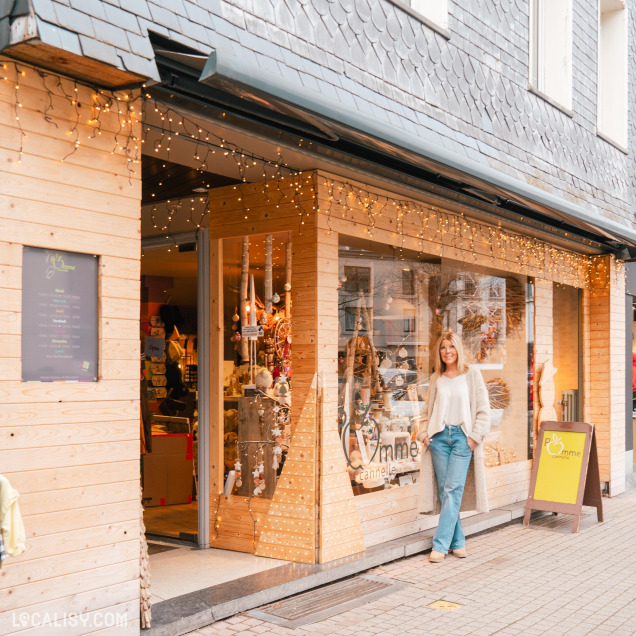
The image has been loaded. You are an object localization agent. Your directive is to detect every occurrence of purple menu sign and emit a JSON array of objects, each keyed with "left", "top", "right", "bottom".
[{"left": 22, "top": 247, "right": 98, "bottom": 382}]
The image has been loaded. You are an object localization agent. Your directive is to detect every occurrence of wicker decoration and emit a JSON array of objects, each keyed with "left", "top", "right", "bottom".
[
  {"left": 505, "top": 277, "right": 524, "bottom": 335},
  {"left": 486, "top": 378, "right": 511, "bottom": 410}
]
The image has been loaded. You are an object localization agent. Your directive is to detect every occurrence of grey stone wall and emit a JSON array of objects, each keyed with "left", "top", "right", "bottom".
[{"left": 27, "top": 0, "right": 636, "bottom": 229}]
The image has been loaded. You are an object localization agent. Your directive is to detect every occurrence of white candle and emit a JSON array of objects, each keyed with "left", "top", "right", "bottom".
[{"left": 249, "top": 274, "right": 256, "bottom": 327}]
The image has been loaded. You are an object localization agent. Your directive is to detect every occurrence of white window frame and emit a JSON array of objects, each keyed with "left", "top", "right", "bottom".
[
  {"left": 389, "top": 0, "right": 450, "bottom": 38},
  {"left": 529, "top": 0, "right": 573, "bottom": 113},
  {"left": 598, "top": 0, "right": 628, "bottom": 150}
]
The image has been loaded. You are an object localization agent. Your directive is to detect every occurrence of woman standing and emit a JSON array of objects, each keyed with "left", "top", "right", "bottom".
[{"left": 417, "top": 330, "right": 490, "bottom": 562}]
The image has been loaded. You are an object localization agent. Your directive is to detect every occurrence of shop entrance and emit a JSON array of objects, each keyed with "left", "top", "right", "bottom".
[
  {"left": 138, "top": 141, "right": 292, "bottom": 602},
  {"left": 140, "top": 235, "right": 201, "bottom": 543}
]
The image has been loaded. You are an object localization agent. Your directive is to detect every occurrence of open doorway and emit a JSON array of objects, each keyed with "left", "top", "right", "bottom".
[{"left": 140, "top": 238, "right": 200, "bottom": 543}]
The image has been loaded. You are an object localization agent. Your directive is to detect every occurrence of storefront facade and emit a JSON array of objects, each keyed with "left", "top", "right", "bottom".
[
  {"left": 203, "top": 169, "right": 625, "bottom": 565},
  {"left": 1, "top": 0, "right": 636, "bottom": 631}
]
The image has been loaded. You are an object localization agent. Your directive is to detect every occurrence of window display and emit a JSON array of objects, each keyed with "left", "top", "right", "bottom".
[
  {"left": 222, "top": 233, "right": 293, "bottom": 499},
  {"left": 337, "top": 238, "right": 534, "bottom": 497}
]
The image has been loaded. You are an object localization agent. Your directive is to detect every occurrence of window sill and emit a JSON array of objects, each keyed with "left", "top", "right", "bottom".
[
  {"left": 528, "top": 86, "right": 573, "bottom": 118},
  {"left": 597, "top": 130, "right": 628, "bottom": 155},
  {"left": 388, "top": 0, "right": 451, "bottom": 40}
]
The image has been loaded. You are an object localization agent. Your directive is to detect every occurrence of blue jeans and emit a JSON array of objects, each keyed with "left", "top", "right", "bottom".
[{"left": 429, "top": 425, "right": 473, "bottom": 553}]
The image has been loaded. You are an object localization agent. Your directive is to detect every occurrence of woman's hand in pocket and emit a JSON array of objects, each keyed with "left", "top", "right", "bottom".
[{"left": 467, "top": 437, "right": 477, "bottom": 451}]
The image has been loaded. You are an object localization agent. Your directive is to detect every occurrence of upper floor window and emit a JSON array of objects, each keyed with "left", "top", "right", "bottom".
[
  {"left": 530, "top": 0, "right": 573, "bottom": 111},
  {"left": 408, "top": 0, "right": 449, "bottom": 30},
  {"left": 598, "top": 0, "right": 628, "bottom": 148}
]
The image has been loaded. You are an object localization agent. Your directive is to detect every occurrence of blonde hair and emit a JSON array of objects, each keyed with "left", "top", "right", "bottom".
[{"left": 433, "top": 330, "right": 469, "bottom": 375}]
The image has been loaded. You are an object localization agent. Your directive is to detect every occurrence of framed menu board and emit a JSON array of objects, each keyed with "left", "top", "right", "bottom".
[{"left": 22, "top": 247, "right": 98, "bottom": 382}]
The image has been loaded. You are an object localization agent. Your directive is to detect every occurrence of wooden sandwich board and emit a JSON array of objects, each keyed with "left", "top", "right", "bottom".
[{"left": 523, "top": 421, "right": 603, "bottom": 533}]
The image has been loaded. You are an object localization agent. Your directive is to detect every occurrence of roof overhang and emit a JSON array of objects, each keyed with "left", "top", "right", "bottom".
[{"left": 196, "top": 43, "right": 636, "bottom": 258}]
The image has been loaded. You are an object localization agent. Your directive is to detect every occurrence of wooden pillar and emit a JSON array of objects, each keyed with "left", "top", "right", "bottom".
[
  {"left": 256, "top": 222, "right": 319, "bottom": 562},
  {"left": 209, "top": 239, "right": 225, "bottom": 517},
  {"left": 586, "top": 255, "right": 626, "bottom": 495},
  {"left": 314, "top": 225, "right": 365, "bottom": 564},
  {"left": 256, "top": 174, "right": 364, "bottom": 563}
]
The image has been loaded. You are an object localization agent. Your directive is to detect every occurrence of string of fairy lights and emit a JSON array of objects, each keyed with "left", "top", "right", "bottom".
[
  {"left": 1, "top": 56, "right": 610, "bottom": 290},
  {"left": 2, "top": 59, "right": 141, "bottom": 180}
]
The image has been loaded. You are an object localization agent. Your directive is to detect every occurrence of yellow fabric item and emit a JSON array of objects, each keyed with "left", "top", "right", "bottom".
[{"left": 0, "top": 475, "right": 26, "bottom": 560}]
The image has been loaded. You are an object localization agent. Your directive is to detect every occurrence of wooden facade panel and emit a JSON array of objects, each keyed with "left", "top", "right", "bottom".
[
  {"left": 0, "top": 400, "right": 138, "bottom": 427},
  {"left": 0, "top": 559, "right": 139, "bottom": 613},
  {"left": 0, "top": 440, "right": 139, "bottom": 472},
  {"left": 100, "top": 257, "right": 141, "bottom": 282},
  {"left": 22, "top": 500, "right": 140, "bottom": 539},
  {"left": 1, "top": 419, "right": 137, "bottom": 451},
  {"left": 0, "top": 62, "right": 142, "bottom": 625},
  {"left": 0, "top": 195, "right": 139, "bottom": 239},
  {"left": 2, "top": 171, "right": 138, "bottom": 219},
  {"left": 1, "top": 218, "right": 138, "bottom": 259},
  {"left": 0, "top": 379, "right": 137, "bottom": 404},
  {"left": 0, "top": 116, "right": 139, "bottom": 181},
  {"left": 1, "top": 539, "right": 139, "bottom": 588},
  {"left": 4, "top": 461, "right": 138, "bottom": 494}
]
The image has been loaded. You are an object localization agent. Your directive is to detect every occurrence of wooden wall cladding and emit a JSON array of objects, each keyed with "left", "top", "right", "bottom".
[{"left": 0, "top": 57, "right": 141, "bottom": 631}]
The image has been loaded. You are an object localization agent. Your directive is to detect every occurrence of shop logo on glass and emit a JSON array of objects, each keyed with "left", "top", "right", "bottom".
[{"left": 341, "top": 401, "right": 419, "bottom": 472}]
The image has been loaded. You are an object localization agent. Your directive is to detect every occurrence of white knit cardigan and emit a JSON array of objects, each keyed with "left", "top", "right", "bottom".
[{"left": 417, "top": 365, "right": 491, "bottom": 515}]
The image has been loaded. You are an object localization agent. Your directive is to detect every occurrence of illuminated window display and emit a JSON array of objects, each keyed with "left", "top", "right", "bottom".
[
  {"left": 337, "top": 238, "right": 534, "bottom": 496},
  {"left": 221, "top": 233, "right": 293, "bottom": 501}
]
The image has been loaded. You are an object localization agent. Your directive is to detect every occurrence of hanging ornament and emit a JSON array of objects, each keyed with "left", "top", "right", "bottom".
[
  {"left": 387, "top": 296, "right": 393, "bottom": 305},
  {"left": 272, "top": 292, "right": 280, "bottom": 303},
  {"left": 259, "top": 311, "right": 268, "bottom": 325},
  {"left": 398, "top": 347, "right": 408, "bottom": 358},
  {"left": 384, "top": 303, "right": 390, "bottom": 311},
  {"left": 395, "top": 375, "right": 404, "bottom": 386},
  {"left": 234, "top": 460, "right": 242, "bottom": 488},
  {"left": 233, "top": 331, "right": 242, "bottom": 342},
  {"left": 232, "top": 309, "right": 240, "bottom": 322},
  {"left": 252, "top": 467, "right": 261, "bottom": 479},
  {"left": 283, "top": 282, "right": 291, "bottom": 292}
]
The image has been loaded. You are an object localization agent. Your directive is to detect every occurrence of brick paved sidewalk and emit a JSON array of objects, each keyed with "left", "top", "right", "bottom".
[{"left": 187, "top": 490, "right": 636, "bottom": 635}]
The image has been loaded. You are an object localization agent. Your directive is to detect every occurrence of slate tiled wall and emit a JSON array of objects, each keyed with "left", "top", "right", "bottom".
[{"left": 28, "top": 0, "right": 636, "bottom": 229}]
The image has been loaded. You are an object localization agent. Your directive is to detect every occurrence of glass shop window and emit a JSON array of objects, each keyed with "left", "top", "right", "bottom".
[
  {"left": 338, "top": 238, "right": 436, "bottom": 495},
  {"left": 221, "top": 233, "right": 293, "bottom": 500},
  {"left": 438, "top": 260, "right": 532, "bottom": 468},
  {"left": 337, "top": 239, "right": 534, "bottom": 498}
]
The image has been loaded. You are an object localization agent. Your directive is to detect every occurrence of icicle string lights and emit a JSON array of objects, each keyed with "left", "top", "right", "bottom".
[
  {"left": 2, "top": 59, "right": 141, "bottom": 181},
  {"left": 2, "top": 58, "right": 610, "bottom": 288},
  {"left": 320, "top": 178, "right": 592, "bottom": 287}
]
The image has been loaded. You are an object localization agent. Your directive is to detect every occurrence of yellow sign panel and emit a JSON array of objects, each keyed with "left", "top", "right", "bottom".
[{"left": 533, "top": 430, "right": 586, "bottom": 504}]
